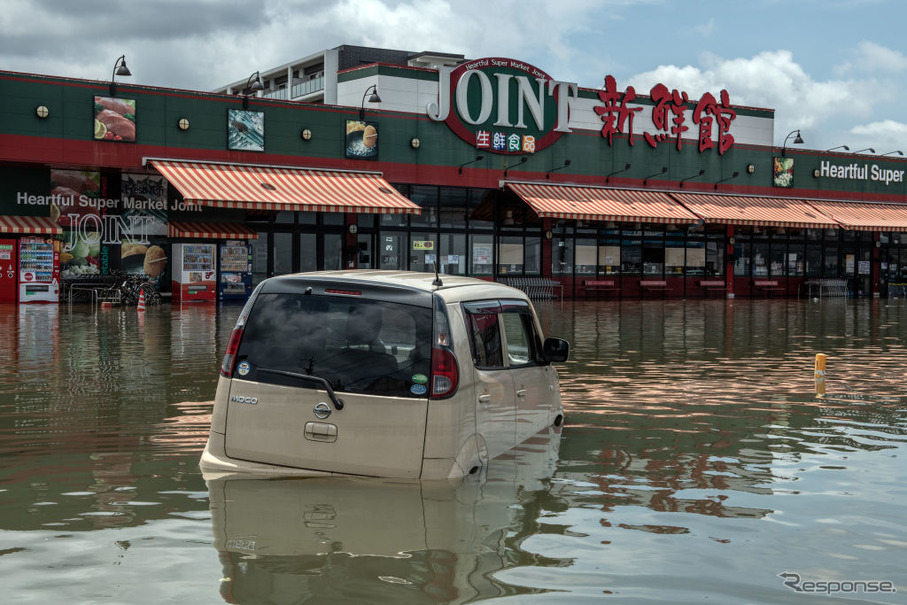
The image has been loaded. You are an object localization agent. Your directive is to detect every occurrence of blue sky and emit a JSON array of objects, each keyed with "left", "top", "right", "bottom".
[{"left": 2, "top": 0, "right": 905, "bottom": 153}]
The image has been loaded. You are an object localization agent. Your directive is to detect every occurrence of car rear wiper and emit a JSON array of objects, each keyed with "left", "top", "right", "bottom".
[{"left": 259, "top": 368, "right": 344, "bottom": 410}]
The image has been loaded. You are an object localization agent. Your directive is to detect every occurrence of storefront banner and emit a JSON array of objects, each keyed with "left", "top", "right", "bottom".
[
  {"left": 122, "top": 173, "right": 167, "bottom": 236},
  {"left": 345, "top": 120, "right": 378, "bottom": 160},
  {"left": 94, "top": 96, "right": 136, "bottom": 142},
  {"left": 228, "top": 109, "right": 264, "bottom": 152},
  {"left": 773, "top": 157, "right": 794, "bottom": 188}
]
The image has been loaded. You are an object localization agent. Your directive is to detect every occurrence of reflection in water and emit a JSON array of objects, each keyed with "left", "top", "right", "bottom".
[
  {"left": 0, "top": 300, "right": 905, "bottom": 602},
  {"left": 207, "top": 427, "right": 565, "bottom": 604}
]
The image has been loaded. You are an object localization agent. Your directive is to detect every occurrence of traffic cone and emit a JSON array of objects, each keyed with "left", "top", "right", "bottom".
[{"left": 137, "top": 288, "right": 146, "bottom": 312}]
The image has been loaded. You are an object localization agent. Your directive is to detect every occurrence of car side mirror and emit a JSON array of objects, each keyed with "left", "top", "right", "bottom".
[{"left": 543, "top": 337, "right": 569, "bottom": 363}]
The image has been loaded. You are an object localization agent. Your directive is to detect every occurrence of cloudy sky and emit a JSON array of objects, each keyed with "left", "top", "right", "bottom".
[{"left": 2, "top": 0, "right": 905, "bottom": 153}]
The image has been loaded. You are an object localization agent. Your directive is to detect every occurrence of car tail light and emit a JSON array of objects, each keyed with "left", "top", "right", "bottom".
[
  {"left": 220, "top": 327, "right": 244, "bottom": 377},
  {"left": 430, "top": 295, "right": 458, "bottom": 399},
  {"left": 430, "top": 346, "right": 458, "bottom": 398}
]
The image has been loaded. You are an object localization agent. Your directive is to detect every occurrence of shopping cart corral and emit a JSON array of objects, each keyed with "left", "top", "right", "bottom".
[
  {"left": 64, "top": 275, "right": 119, "bottom": 307},
  {"left": 800, "top": 279, "right": 849, "bottom": 299},
  {"left": 498, "top": 277, "right": 564, "bottom": 299}
]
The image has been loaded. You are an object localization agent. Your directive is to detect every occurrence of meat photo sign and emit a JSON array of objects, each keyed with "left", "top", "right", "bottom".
[{"left": 93, "top": 96, "right": 136, "bottom": 142}]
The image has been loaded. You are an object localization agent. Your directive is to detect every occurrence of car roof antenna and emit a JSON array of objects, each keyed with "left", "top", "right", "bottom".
[{"left": 432, "top": 259, "right": 443, "bottom": 287}]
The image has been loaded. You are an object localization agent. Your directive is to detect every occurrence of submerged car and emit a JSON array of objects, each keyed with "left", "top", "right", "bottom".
[{"left": 200, "top": 270, "right": 569, "bottom": 480}]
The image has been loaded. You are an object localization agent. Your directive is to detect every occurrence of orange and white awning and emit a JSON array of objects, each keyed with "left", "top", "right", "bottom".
[
  {"left": 168, "top": 221, "right": 259, "bottom": 240},
  {"left": 506, "top": 183, "right": 700, "bottom": 223},
  {"left": 671, "top": 193, "right": 839, "bottom": 229},
  {"left": 805, "top": 201, "right": 907, "bottom": 231},
  {"left": 148, "top": 160, "right": 421, "bottom": 214},
  {"left": 0, "top": 215, "right": 62, "bottom": 235}
]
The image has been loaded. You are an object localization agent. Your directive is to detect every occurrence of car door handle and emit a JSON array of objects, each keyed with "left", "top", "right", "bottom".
[
  {"left": 516, "top": 389, "right": 527, "bottom": 398},
  {"left": 478, "top": 393, "right": 492, "bottom": 403}
]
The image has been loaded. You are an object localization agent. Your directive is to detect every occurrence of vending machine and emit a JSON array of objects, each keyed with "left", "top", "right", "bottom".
[
  {"left": 18, "top": 237, "right": 60, "bottom": 304},
  {"left": 0, "top": 239, "right": 17, "bottom": 304},
  {"left": 218, "top": 241, "right": 253, "bottom": 301},
  {"left": 171, "top": 243, "right": 216, "bottom": 303}
]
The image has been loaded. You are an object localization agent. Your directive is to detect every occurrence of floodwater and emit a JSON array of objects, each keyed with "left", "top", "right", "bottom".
[{"left": 0, "top": 298, "right": 905, "bottom": 604}]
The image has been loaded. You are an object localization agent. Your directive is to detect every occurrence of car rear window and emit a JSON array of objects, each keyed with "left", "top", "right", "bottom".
[{"left": 234, "top": 293, "right": 433, "bottom": 398}]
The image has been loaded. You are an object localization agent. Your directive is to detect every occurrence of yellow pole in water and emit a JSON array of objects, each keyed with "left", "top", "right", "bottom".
[{"left": 815, "top": 353, "right": 826, "bottom": 397}]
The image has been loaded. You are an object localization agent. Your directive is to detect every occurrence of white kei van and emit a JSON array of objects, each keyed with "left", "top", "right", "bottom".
[{"left": 200, "top": 270, "right": 569, "bottom": 480}]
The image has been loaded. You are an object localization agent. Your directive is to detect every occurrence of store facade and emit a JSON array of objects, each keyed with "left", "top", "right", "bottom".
[{"left": 2, "top": 50, "right": 906, "bottom": 303}]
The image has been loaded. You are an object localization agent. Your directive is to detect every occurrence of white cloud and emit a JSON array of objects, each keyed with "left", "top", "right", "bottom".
[
  {"left": 838, "top": 41, "right": 907, "bottom": 75},
  {"left": 849, "top": 120, "right": 907, "bottom": 150},
  {"left": 626, "top": 50, "right": 893, "bottom": 146}
]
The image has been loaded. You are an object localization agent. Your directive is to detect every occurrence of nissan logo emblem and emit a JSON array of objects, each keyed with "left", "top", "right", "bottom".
[{"left": 313, "top": 402, "right": 332, "bottom": 419}]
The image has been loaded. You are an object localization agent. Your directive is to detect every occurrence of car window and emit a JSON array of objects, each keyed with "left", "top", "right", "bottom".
[
  {"left": 500, "top": 306, "right": 543, "bottom": 367},
  {"left": 464, "top": 300, "right": 543, "bottom": 369},
  {"left": 464, "top": 301, "right": 504, "bottom": 369},
  {"left": 234, "top": 293, "right": 432, "bottom": 397}
]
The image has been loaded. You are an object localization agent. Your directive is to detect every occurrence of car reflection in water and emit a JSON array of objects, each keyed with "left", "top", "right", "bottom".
[{"left": 205, "top": 425, "right": 566, "bottom": 604}]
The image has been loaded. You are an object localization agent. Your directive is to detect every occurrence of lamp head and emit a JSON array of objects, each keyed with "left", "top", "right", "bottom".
[{"left": 115, "top": 56, "right": 131, "bottom": 77}]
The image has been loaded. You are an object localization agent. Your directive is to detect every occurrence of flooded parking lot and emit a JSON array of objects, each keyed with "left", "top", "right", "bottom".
[{"left": 0, "top": 298, "right": 905, "bottom": 603}]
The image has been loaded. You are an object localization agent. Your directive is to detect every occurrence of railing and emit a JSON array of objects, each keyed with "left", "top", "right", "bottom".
[{"left": 290, "top": 76, "right": 324, "bottom": 99}]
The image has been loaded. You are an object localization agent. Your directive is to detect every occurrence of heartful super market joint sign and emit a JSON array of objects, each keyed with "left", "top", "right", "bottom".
[
  {"left": 427, "top": 58, "right": 737, "bottom": 155},
  {"left": 427, "top": 58, "right": 575, "bottom": 155}
]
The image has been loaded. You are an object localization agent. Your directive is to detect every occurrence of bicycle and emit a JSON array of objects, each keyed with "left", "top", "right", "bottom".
[{"left": 103, "top": 272, "right": 162, "bottom": 306}]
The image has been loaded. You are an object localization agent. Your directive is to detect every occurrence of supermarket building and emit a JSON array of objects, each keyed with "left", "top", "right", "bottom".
[{"left": 2, "top": 44, "right": 907, "bottom": 303}]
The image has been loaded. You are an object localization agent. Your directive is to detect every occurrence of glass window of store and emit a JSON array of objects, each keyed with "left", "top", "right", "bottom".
[
  {"left": 752, "top": 230, "right": 769, "bottom": 277},
  {"left": 788, "top": 230, "right": 805, "bottom": 277},
  {"left": 552, "top": 236, "right": 573, "bottom": 276},
  {"left": 410, "top": 186, "right": 439, "bottom": 229},
  {"left": 250, "top": 232, "right": 268, "bottom": 284},
  {"left": 324, "top": 233, "right": 343, "bottom": 271},
  {"left": 769, "top": 230, "right": 787, "bottom": 277},
  {"left": 705, "top": 228, "right": 725, "bottom": 276},
  {"left": 642, "top": 226, "right": 665, "bottom": 276},
  {"left": 273, "top": 232, "right": 293, "bottom": 276},
  {"left": 379, "top": 232, "right": 406, "bottom": 270},
  {"left": 822, "top": 229, "right": 840, "bottom": 277},
  {"left": 439, "top": 233, "right": 467, "bottom": 275},
  {"left": 356, "top": 233, "right": 373, "bottom": 269},
  {"left": 621, "top": 227, "right": 642, "bottom": 276},
  {"left": 439, "top": 189, "right": 468, "bottom": 229},
  {"left": 470, "top": 233, "right": 494, "bottom": 276},
  {"left": 599, "top": 229, "right": 621, "bottom": 276},
  {"left": 524, "top": 237, "right": 541, "bottom": 275},
  {"left": 683, "top": 228, "right": 705, "bottom": 276},
  {"left": 574, "top": 237, "right": 597, "bottom": 276},
  {"left": 299, "top": 233, "right": 317, "bottom": 272},
  {"left": 498, "top": 236, "right": 524, "bottom": 276},
  {"left": 733, "top": 231, "right": 752, "bottom": 277},
  {"left": 410, "top": 232, "right": 437, "bottom": 272},
  {"left": 665, "top": 226, "right": 685, "bottom": 276}
]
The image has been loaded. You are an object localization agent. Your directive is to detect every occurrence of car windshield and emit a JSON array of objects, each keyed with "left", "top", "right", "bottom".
[{"left": 233, "top": 293, "right": 433, "bottom": 398}]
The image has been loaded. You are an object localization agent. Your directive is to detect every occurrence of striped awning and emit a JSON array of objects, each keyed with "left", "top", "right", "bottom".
[
  {"left": 148, "top": 160, "right": 421, "bottom": 214},
  {"left": 671, "top": 193, "right": 839, "bottom": 228},
  {"left": 505, "top": 183, "right": 700, "bottom": 223},
  {"left": 805, "top": 201, "right": 907, "bottom": 231},
  {"left": 0, "top": 215, "right": 62, "bottom": 235},
  {"left": 168, "top": 221, "right": 259, "bottom": 240}
]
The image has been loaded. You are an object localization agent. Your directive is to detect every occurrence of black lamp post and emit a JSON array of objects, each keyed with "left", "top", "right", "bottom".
[
  {"left": 242, "top": 72, "right": 264, "bottom": 109},
  {"left": 359, "top": 84, "right": 381, "bottom": 120},
  {"left": 109, "top": 55, "right": 132, "bottom": 97}
]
